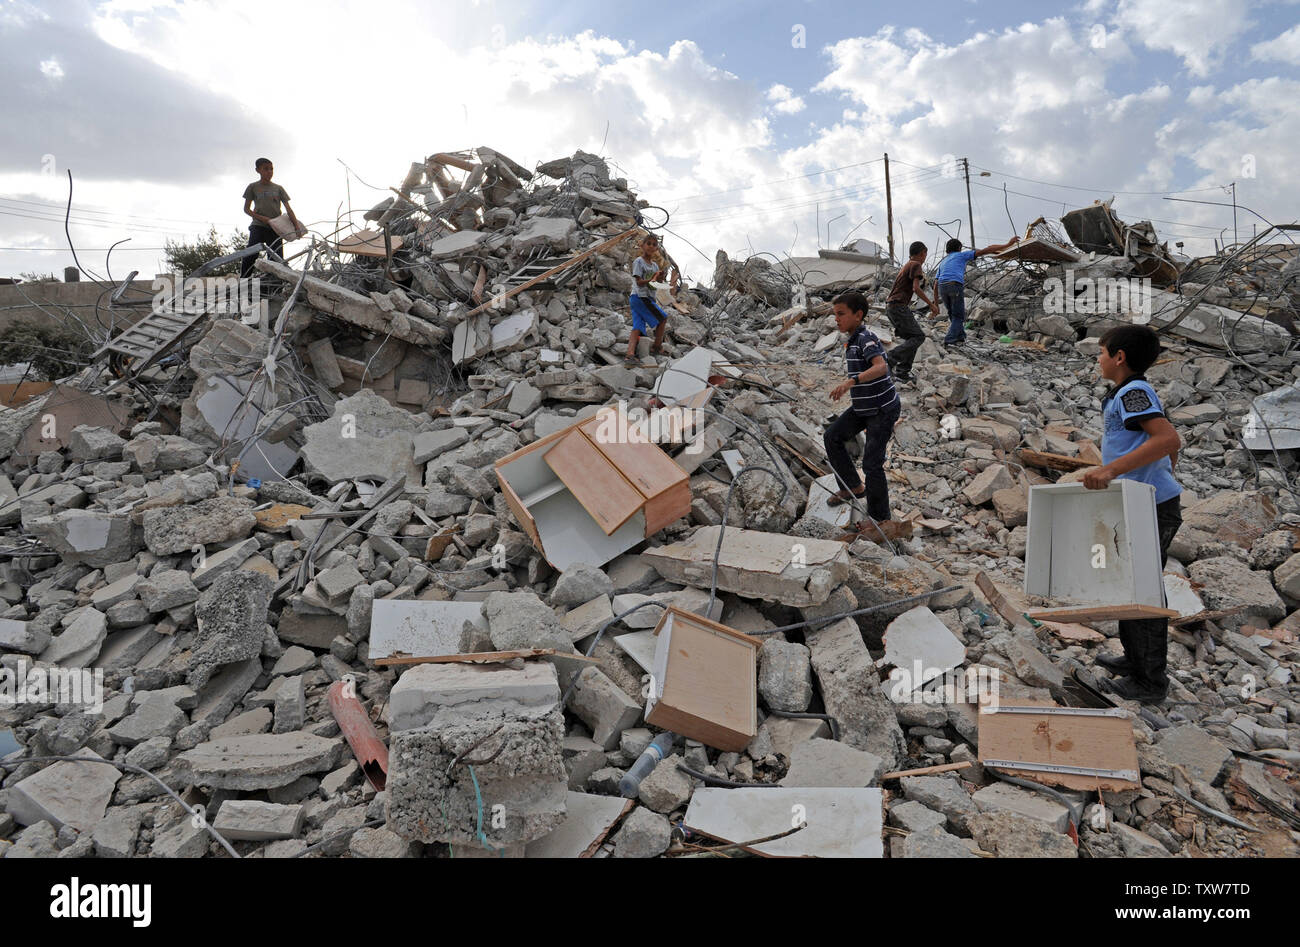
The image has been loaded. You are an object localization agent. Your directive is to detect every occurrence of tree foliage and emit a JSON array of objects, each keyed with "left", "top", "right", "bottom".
[
  {"left": 0, "top": 319, "right": 96, "bottom": 381},
  {"left": 163, "top": 226, "right": 248, "bottom": 277}
]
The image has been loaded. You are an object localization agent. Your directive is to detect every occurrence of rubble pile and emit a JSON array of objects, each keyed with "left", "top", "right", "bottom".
[{"left": 0, "top": 153, "right": 1298, "bottom": 858}]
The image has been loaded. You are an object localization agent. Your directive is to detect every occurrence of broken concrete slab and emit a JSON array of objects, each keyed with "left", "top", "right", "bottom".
[
  {"left": 685, "top": 787, "right": 884, "bottom": 857},
  {"left": 881, "top": 606, "right": 967, "bottom": 697},
  {"left": 142, "top": 496, "right": 257, "bottom": 556},
  {"left": 173, "top": 731, "right": 344, "bottom": 790},
  {"left": 299, "top": 389, "right": 420, "bottom": 485},
  {"left": 1155, "top": 724, "right": 1234, "bottom": 785},
  {"left": 369, "top": 599, "right": 489, "bottom": 662},
  {"left": 757, "top": 637, "right": 812, "bottom": 712},
  {"left": 610, "top": 805, "right": 671, "bottom": 858},
  {"left": 27, "top": 509, "right": 139, "bottom": 568},
  {"left": 805, "top": 617, "right": 904, "bottom": 769},
  {"left": 482, "top": 590, "right": 575, "bottom": 653},
  {"left": 968, "top": 810, "right": 1077, "bottom": 857},
  {"left": 388, "top": 661, "right": 560, "bottom": 732},
  {"left": 642, "top": 526, "right": 849, "bottom": 607},
  {"left": 386, "top": 710, "right": 567, "bottom": 847},
  {"left": 568, "top": 666, "right": 642, "bottom": 750},
  {"left": 191, "top": 537, "right": 260, "bottom": 589},
  {"left": 971, "top": 782, "right": 1072, "bottom": 832},
  {"left": 7, "top": 749, "right": 121, "bottom": 832},
  {"left": 804, "top": 473, "right": 854, "bottom": 529},
  {"left": 189, "top": 570, "right": 273, "bottom": 688},
  {"left": 213, "top": 800, "right": 305, "bottom": 841},
  {"left": 39, "top": 607, "right": 107, "bottom": 668},
  {"left": 560, "top": 595, "right": 614, "bottom": 644},
  {"left": 900, "top": 775, "right": 978, "bottom": 835},
  {"left": 779, "top": 738, "right": 885, "bottom": 788}
]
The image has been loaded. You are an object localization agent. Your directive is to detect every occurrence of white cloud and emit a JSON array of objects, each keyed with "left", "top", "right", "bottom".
[
  {"left": 2, "top": 1, "right": 1296, "bottom": 281},
  {"left": 39, "top": 58, "right": 63, "bottom": 79},
  {"left": 1251, "top": 23, "right": 1300, "bottom": 62},
  {"left": 1113, "top": 0, "right": 1253, "bottom": 76},
  {"left": 767, "top": 83, "right": 806, "bottom": 114}
]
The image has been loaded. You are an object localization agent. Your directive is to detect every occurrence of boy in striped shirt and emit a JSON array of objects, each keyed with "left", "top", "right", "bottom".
[{"left": 824, "top": 291, "right": 901, "bottom": 522}]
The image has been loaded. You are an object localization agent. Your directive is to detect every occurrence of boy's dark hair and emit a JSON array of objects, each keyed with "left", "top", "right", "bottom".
[
  {"left": 255, "top": 157, "right": 272, "bottom": 169},
  {"left": 832, "top": 291, "right": 869, "bottom": 316},
  {"left": 908, "top": 241, "right": 927, "bottom": 257},
  {"left": 945, "top": 238, "right": 962, "bottom": 253},
  {"left": 1099, "top": 325, "right": 1161, "bottom": 374}
]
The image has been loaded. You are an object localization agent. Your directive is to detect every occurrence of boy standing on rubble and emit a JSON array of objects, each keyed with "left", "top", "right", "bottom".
[
  {"left": 824, "top": 291, "right": 901, "bottom": 524},
  {"left": 934, "top": 235, "right": 1020, "bottom": 345},
  {"left": 1083, "top": 324, "right": 1182, "bottom": 703},
  {"left": 241, "top": 158, "right": 303, "bottom": 280},
  {"left": 626, "top": 234, "right": 671, "bottom": 362},
  {"left": 884, "top": 241, "right": 939, "bottom": 384}
]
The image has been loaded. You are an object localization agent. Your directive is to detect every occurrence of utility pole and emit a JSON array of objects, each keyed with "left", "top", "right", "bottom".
[
  {"left": 884, "top": 152, "right": 895, "bottom": 263},
  {"left": 962, "top": 157, "right": 975, "bottom": 250},
  {"left": 1230, "top": 182, "right": 1238, "bottom": 248}
]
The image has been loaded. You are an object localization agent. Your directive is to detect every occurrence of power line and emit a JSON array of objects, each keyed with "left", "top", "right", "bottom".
[
  {"left": 0, "top": 207, "right": 194, "bottom": 236},
  {"left": 967, "top": 179, "right": 1225, "bottom": 232},
  {"left": 672, "top": 171, "right": 960, "bottom": 230},
  {"left": 968, "top": 163, "right": 1228, "bottom": 197},
  {"left": 0, "top": 195, "right": 221, "bottom": 227},
  {"left": 658, "top": 157, "right": 885, "bottom": 204},
  {"left": 672, "top": 165, "right": 946, "bottom": 223}
]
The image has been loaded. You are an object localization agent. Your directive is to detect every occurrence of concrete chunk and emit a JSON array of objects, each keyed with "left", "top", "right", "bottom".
[
  {"left": 780, "top": 738, "right": 885, "bottom": 787},
  {"left": 389, "top": 661, "right": 560, "bottom": 732},
  {"left": 805, "top": 617, "right": 904, "bottom": 769},
  {"left": 642, "top": 527, "right": 849, "bottom": 607},
  {"left": 368, "top": 599, "right": 488, "bottom": 662},
  {"left": 568, "top": 666, "right": 642, "bottom": 750},
  {"left": 213, "top": 800, "right": 305, "bottom": 841},
  {"left": 142, "top": 495, "right": 257, "bottom": 555},
  {"left": 7, "top": 749, "right": 121, "bottom": 832},
  {"left": 173, "top": 731, "right": 344, "bottom": 790}
]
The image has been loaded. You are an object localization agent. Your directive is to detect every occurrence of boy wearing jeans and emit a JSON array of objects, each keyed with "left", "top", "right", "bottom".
[
  {"left": 1083, "top": 325, "right": 1182, "bottom": 704},
  {"left": 241, "top": 158, "right": 302, "bottom": 279},
  {"left": 823, "top": 291, "right": 900, "bottom": 522},
  {"left": 934, "top": 235, "right": 1020, "bottom": 345}
]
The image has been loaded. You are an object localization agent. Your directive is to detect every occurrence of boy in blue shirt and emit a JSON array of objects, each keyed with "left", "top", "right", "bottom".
[
  {"left": 934, "top": 235, "right": 1019, "bottom": 345},
  {"left": 1083, "top": 325, "right": 1183, "bottom": 703},
  {"left": 824, "top": 291, "right": 901, "bottom": 523},
  {"left": 625, "top": 234, "right": 673, "bottom": 362}
]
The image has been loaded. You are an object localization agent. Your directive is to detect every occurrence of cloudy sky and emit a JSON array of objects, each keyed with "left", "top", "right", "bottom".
[{"left": 2, "top": 0, "right": 1297, "bottom": 284}]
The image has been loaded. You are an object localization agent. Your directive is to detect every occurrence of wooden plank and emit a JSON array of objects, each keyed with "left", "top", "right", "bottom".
[
  {"left": 879, "top": 761, "right": 973, "bottom": 780},
  {"left": 1170, "top": 606, "right": 1247, "bottom": 628},
  {"left": 978, "top": 699, "right": 1140, "bottom": 791},
  {"left": 975, "top": 571, "right": 1033, "bottom": 629},
  {"left": 543, "top": 430, "right": 644, "bottom": 536},
  {"left": 1039, "top": 620, "right": 1106, "bottom": 642},
  {"left": 373, "top": 649, "right": 600, "bottom": 667},
  {"left": 1025, "top": 604, "right": 1179, "bottom": 622},
  {"left": 577, "top": 416, "right": 688, "bottom": 500},
  {"left": 467, "top": 228, "right": 641, "bottom": 316},
  {"left": 1017, "top": 449, "right": 1096, "bottom": 472}
]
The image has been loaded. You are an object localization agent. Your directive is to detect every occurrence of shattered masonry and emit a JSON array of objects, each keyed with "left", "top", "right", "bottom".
[{"left": 0, "top": 149, "right": 1298, "bottom": 860}]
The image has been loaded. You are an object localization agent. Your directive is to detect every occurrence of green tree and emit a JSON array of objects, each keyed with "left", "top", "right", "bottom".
[
  {"left": 18, "top": 271, "right": 58, "bottom": 283},
  {"left": 0, "top": 319, "right": 95, "bottom": 381},
  {"left": 163, "top": 226, "right": 248, "bottom": 277}
]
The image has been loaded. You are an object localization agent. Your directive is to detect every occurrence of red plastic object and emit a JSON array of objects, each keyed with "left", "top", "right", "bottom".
[{"left": 327, "top": 680, "right": 388, "bottom": 792}]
